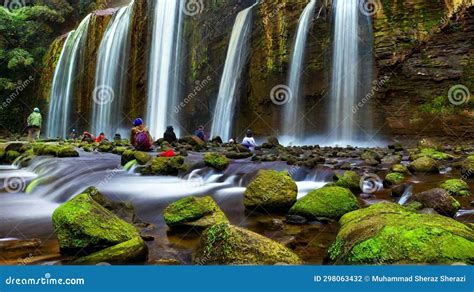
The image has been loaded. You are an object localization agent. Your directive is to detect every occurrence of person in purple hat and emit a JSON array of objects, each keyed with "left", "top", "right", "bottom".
[{"left": 130, "top": 118, "right": 153, "bottom": 151}]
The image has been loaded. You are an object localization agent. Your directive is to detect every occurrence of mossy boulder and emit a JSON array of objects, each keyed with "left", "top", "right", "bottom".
[
  {"left": 244, "top": 170, "right": 297, "bottom": 212},
  {"left": 417, "top": 148, "right": 452, "bottom": 160},
  {"left": 147, "top": 156, "right": 185, "bottom": 176},
  {"left": 384, "top": 172, "right": 405, "bottom": 187},
  {"left": 408, "top": 156, "right": 439, "bottom": 174},
  {"left": 38, "top": 144, "right": 60, "bottom": 156},
  {"left": 85, "top": 187, "right": 136, "bottom": 223},
  {"left": 409, "top": 188, "right": 461, "bottom": 217},
  {"left": 461, "top": 156, "right": 474, "bottom": 179},
  {"left": 57, "top": 146, "right": 79, "bottom": 158},
  {"left": 52, "top": 192, "right": 140, "bottom": 255},
  {"left": 97, "top": 142, "right": 114, "bottom": 153},
  {"left": 332, "top": 171, "right": 361, "bottom": 192},
  {"left": 112, "top": 146, "right": 127, "bottom": 155},
  {"left": 121, "top": 149, "right": 136, "bottom": 166},
  {"left": 164, "top": 196, "right": 228, "bottom": 229},
  {"left": 361, "top": 150, "right": 382, "bottom": 161},
  {"left": 289, "top": 186, "right": 359, "bottom": 220},
  {"left": 328, "top": 202, "right": 474, "bottom": 264},
  {"left": 390, "top": 164, "right": 410, "bottom": 175},
  {"left": 74, "top": 237, "right": 147, "bottom": 265},
  {"left": 134, "top": 151, "right": 152, "bottom": 165},
  {"left": 225, "top": 151, "right": 252, "bottom": 159},
  {"left": 203, "top": 152, "right": 230, "bottom": 171},
  {"left": 193, "top": 223, "right": 302, "bottom": 265},
  {"left": 440, "top": 179, "right": 471, "bottom": 197},
  {"left": 5, "top": 150, "right": 20, "bottom": 163},
  {"left": 179, "top": 136, "right": 205, "bottom": 147}
]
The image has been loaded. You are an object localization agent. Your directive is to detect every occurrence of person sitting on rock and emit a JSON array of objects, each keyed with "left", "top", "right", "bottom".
[
  {"left": 242, "top": 129, "right": 257, "bottom": 151},
  {"left": 81, "top": 131, "right": 95, "bottom": 143},
  {"left": 194, "top": 125, "right": 207, "bottom": 141},
  {"left": 95, "top": 132, "right": 106, "bottom": 143},
  {"left": 114, "top": 133, "right": 122, "bottom": 142},
  {"left": 69, "top": 129, "right": 78, "bottom": 140},
  {"left": 163, "top": 126, "right": 177, "bottom": 144},
  {"left": 131, "top": 118, "right": 153, "bottom": 151},
  {"left": 27, "top": 107, "right": 42, "bottom": 141}
]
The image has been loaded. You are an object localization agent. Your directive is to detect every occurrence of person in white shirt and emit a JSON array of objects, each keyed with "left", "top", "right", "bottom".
[{"left": 242, "top": 129, "right": 257, "bottom": 151}]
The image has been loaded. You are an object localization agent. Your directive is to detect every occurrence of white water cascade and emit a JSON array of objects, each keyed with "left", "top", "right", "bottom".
[
  {"left": 282, "top": 0, "right": 317, "bottom": 144},
  {"left": 329, "top": 0, "right": 373, "bottom": 144},
  {"left": 91, "top": 1, "right": 135, "bottom": 138},
  {"left": 146, "top": 0, "right": 184, "bottom": 139},
  {"left": 46, "top": 15, "right": 92, "bottom": 138},
  {"left": 210, "top": 2, "right": 258, "bottom": 142}
]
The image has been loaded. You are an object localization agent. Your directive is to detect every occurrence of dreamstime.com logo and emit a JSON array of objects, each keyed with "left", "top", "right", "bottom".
[
  {"left": 270, "top": 85, "right": 293, "bottom": 105},
  {"left": 359, "top": 0, "right": 382, "bottom": 16},
  {"left": 183, "top": 0, "right": 204, "bottom": 16},
  {"left": 4, "top": 0, "right": 25, "bottom": 11},
  {"left": 5, "top": 273, "right": 85, "bottom": 286},
  {"left": 448, "top": 84, "right": 471, "bottom": 106},
  {"left": 3, "top": 176, "right": 26, "bottom": 193},
  {"left": 359, "top": 173, "right": 382, "bottom": 194},
  {"left": 93, "top": 85, "right": 115, "bottom": 105}
]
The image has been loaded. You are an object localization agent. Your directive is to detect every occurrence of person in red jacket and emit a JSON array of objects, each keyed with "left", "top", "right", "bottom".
[{"left": 95, "top": 132, "right": 106, "bottom": 143}]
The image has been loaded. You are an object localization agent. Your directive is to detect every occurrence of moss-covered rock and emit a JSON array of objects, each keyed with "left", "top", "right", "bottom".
[
  {"left": 408, "top": 156, "right": 439, "bottom": 173},
  {"left": 0, "top": 148, "right": 5, "bottom": 163},
  {"left": 289, "top": 186, "right": 359, "bottom": 220},
  {"left": 52, "top": 192, "right": 140, "bottom": 255},
  {"left": 390, "top": 164, "right": 410, "bottom": 175},
  {"left": 203, "top": 152, "right": 230, "bottom": 171},
  {"left": 112, "top": 146, "right": 127, "bottom": 155},
  {"left": 164, "top": 196, "right": 228, "bottom": 229},
  {"left": 121, "top": 149, "right": 136, "bottom": 166},
  {"left": 84, "top": 187, "right": 136, "bottom": 223},
  {"left": 244, "top": 170, "right": 297, "bottom": 212},
  {"left": 57, "top": 146, "right": 79, "bottom": 158},
  {"left": 73, "top": 236, "right": 147, "bottom": 265},
  {"left": 134, "top": 151, "right": 152, "bottom": 165},
  {"left": 328, "top": 202, "right": 474, "bottom": 264},
  {"left": 332, "top": 171, "right": 361, "bottom": 192},
  {"left": 146, "top": 156, "right": 185, "bottom": 176},
  {"left": 97, "top": 142, "right": 114, "bottom": 153},
  {"left": 193, "top": 223, "right": 302, "bottom": 265},
  {"left": 417, "top": 148, "right": 452, "bottom": 160},
  {"left": 440, "top": 179, "right": 471, "bottom": 197},
  {"left": 461, "top": 156, "right": 474, "bottom": 179},
  {"left": 179, "top": 136, "right": 205, "bottom": 147},
  {"left": 409, "top": 188, "right": 461, "bottom": 217},
  {"left": 384, "top": 172, "right": 405, "bottom": 186},
  {"left": 5, "top": 150, "right": 20, "bottom": 164},
  {"left": 38, "top": 144, "right": 60, "bottom": 156}
]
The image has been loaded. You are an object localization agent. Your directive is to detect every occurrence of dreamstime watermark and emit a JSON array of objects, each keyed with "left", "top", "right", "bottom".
[
  {"left": 97, "top": 167, "right": 121, "bottom": 189},
  {"left": 359, "top": 173, "right": 382, "bottom": 194},
  {"left": 17, "top": 253, "right": 34, "bottom": 266},
  {"left": 0, "top": 76, "right": 34, "bottom": 111},
  {"left": 3, "top": 176, "right": 26, "bottom": 193},
  {"left": 5, "top": 273, "right": 85, "bottom": 286},
  {"left": 93, "top": 85, "right": 115, "bottom": 105},
  {"left": 175, "top": 76, "right": 212, "bottom": 113},
  {"left": 359, "top": 0, "right": 382, "bottom": 17},
  {"left": 448, "top": 84, "right": 470, "bottom": 106},
  {"left": 183, "top": 0, "right": 204, "bottom": 17},
  {"left": 352, "top": 74, "right": 391, "bottom": 114},
  {"left": 3, "top": 0, "right": 25, "bottom": 11},
  {"left": 262, "top": 3, "right": 286, "bottom": 25},
  {"left": 270, "top": 85, "right": 293, "bottom": 105}
]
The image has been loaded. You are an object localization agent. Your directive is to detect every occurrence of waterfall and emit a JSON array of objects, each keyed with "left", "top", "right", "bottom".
[
  {"left": 146, "top": 0, "right": 184, "bottom": 139},
  {"left": 329, "top": 0, "right": 373, "bottom": 144},
  {"left": 210, "top": 2, "right": 258, "bottom": 142},
  {"left": 282, "top": 0, "right": 317, "bottom": 145},
  {"left": 91, "top": 2, "right": 134, "bottom": 138},
  {"left": 46, "top": 15, "right": 92, "bottom": 138}
]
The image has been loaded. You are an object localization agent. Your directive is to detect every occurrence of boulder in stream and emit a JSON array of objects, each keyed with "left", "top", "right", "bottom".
[
  {"left": 440, "top": 179, "right": 471, "bottom": 197},
  {"left": 329, "top": 202, "right": 474, "bottom": 264},
  {"left": 408, "top": 188, "right": 461, "bottom": 217},
  {"left": 203, "top": 152, "right": 230, "bottom": 171},
  {"left": 408, "top": 156, "right": 439, "bottom": 174},
  {"left": 193, "top": 223, "right": 302, "bottom": 265}
]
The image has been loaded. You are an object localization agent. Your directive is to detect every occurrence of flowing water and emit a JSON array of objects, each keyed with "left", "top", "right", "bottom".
[
  {"left": 46, "top": 15, "right": 92, "bottom": 139},
  {"left": 329, "top": 0, "right": 373, "bottom": 145},
  {"left": 282, "top": 0, "right": 317, "bottom": 144},
  {"left": 146, "top": 0, "right": 184, "bottom": 139},
  {"left": 210, "top": 2, "right": 258, "bottom": 142},
  {"left": 91, "top": 2, "right": 135, "bottom": 138}
]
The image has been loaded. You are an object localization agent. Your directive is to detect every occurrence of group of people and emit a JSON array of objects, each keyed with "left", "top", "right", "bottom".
[{"left": 25, "top": 108, "right": 259, "bottom": 151}]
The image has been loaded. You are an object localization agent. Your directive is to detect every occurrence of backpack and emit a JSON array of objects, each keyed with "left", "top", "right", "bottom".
[{"left": 135, "top": 131, "right": 152, "bottom": 150}]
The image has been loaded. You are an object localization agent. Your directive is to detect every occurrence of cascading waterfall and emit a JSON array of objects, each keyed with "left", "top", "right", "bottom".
[
  {"left": 46, "top": 15, "right": 92, "bottom": 138},
  {"left": 329, "top": 0, "right": 373, "bottom": 144},
  {"left": 210, "top": 2, "right": 258, "bottom": 142},
  {"left": 282, "top": 0, "right": 317, "bottom": 144},
  {"left": 91, "top": 1, "right": 134, "bottom": 138},
  {"left": 146, "top": 0, "right": 184, "bottom": 139}
]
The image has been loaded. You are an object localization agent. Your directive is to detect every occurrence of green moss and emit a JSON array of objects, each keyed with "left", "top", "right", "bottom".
[
  {"left": 57, "top": 146, "right": 79, "bottom": 158},
  {"left": 0, "top": 148, "right": 5, "bottom": 162},
  {"left": 121, "top": 149, "right": 136, "bottom": 166},
  {"left": 97, "top": 142, "right": 113, "bottom": 153},
  {"left": 418, "top": 148, "right": 452, "bottom": 160},
  {"left": 74, "top": 236, "right": 147, "bottom": 264},
  {"left": 244, "top": 169, "right": 297, "bottom": 212},
  {"left": 440, "top": 179, "right": 471, "bottom": 197},
  {"left": 193, "top": 223, "right": 302, "bottom": 265},
  {"left": 164, "top": 196, "right": 228, "bottom": 229},
  {"left": 5, "top": 150, "right": 20, "bottom": 163},
  {"left": 384, "top": 172, "right": 405, "bottom": 185},
  {"left": 329, "top": 202, "right": 474, "bottom": 264},
  {"left": 203, "top": 153, "right": 230, "bottom": 171},
  {"left": 134, "top": 151, "right": 151, "bottom": 165},
  {"left": 38, "top": 144, "right": 60, "bottom": 156},
  {"left": 332, "top": 171, "right": 361, "bottom": 192},
  {"left": 112, "top": 146, "right": 127, "bottom": 155},
  {"left": 289, "top": 186, "right": 359, "bottom": 220},
  {"left": 409, "top": 156, "right": 439, "bottom": 173},
  {"left": 148, "top": 156, "right": 185, "bottom": 176},
  {"left": 390, "top": 164, "right": 410, "bottom": 175},
  {"left": 52, "top": 192, "right": 139, "bottom": 254}
]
